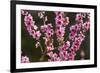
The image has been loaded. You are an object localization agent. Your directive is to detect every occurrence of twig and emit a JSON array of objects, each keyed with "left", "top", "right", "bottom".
[{"left": 38, "top": 40, "right": 44, "bottom": 54}]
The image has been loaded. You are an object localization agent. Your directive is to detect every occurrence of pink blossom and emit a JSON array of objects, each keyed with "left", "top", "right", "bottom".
[
  {"left": 47, "top": 46, "right": 52, "bottom": 51},
  {"left": 55, "top": 11, "right": 64, "bottom": 16},
  {"left": 52, "top": 53, "right": 58, "bottom": 58},
  {"left": 63, "top": 17, "right": 70, "bottom": 26},
  {"left": 69, "top": 23, "right": 82, "bottom": 40},
  {"left": 75, "top": 13, "right": 83, "bottom": 23},
  {"left": 41, "top": 25, "right": 47, "bottom": 32},
  {"left": 47, "top": 52, "right": 61, "bottom": 61},
  {"left": 21, "top": 56, "right": 30, "bottom": 63},
  {"left": 47, "top": 51, "right": 54, "bottom": 57},
  {"left": 82, "top": 21, "right": 90, "bottom": 31},
  {"left": 75, "top": 23, "right": 82, "bottom": 31},
  {"left": 55, "top": 12, "right": 64, "bottom": 26},
  {"left": 33, "top": 31, "right": 41, "bottom": 40},
  {"left": 55, "top": 57, "right": 62, "bottom": 61},
  {"left": 47, "top": 45, "right": 54, "bottom": 51},
  {"left": 64, "top": 41, "right": 70, "bottom": 49},
  {"left": 38, "top": 11, "right": 45, "bottom": 19},
  {"left": 59, "top": 41, "right": 70, "bottom": 51},
  {"left": 33, "top": 25, "right": 38, "bottom": 30},
  {"left": 70, "top": 32, "right": 85, "bottom": 51},
  {"left": 68, "top": 51, "right": 76, "bottom": 60},
  {"left": 56, "top": 26, "right": 65, "bottom": 38},
  {"left": 41, "top": 24, "right": 53, "bottom": 36},
  {"left": 23, "top": 12, "right": 41, "bottom": 40},
  {"left": 26, "top": 24, "right": 38, "bottom": 36},
  {"left": 24, "top": 14, "right": 33, "bottom": 27},
  {"left": 59, "top": 51, "right": 68, "bottom": 60},
  {"left": 55, "top": 19, "right": 63, "bottom": 26},
  {"left": 47, "top": 23, "right": 53, "bottom": 29},
  {"left": 52, "top": 53, "right": 59, "bottom": 61},
  {"left": 41, "top": 24, "right": 54, "bottom": 38},
  {"left": 45, "top": 30, "right": 53, "bottom": 38},
  {"left": 21, "top": 10, "right": 28, "bottom": 16},
  {"left": 69, "top": 31, "right": 77, "bottom": 40},
  {"left": 55, "top": 11, "right": 69, "bottom": 26},
  {"left": 55, "top": 14, "right": 63, "bottom": 20},
  {"left": 26, "top": 26, "right": 35, "bottom": 36}
]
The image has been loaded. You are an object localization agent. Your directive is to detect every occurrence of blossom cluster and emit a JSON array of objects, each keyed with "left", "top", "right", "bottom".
[
  {"left": 22, "top": 10, "right": 41, "bottom": 40},
  {"left": 41, "top": 23, "right": 54, "bottom": 38},
  {"left": 21, "top": 10, "right": 90, "bottom": 62},
  {"left": 55, "top": 12, "right": 69, "bottom": 39},
  {"left": 21, "top": 55, "right": 30, "bottom": 63}
]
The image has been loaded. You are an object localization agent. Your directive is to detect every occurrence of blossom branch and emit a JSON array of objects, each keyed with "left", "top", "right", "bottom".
[{"left": 21, "top": 10, "right": 90, "bottom": 62}]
